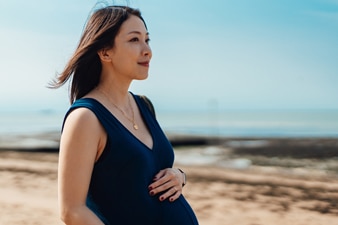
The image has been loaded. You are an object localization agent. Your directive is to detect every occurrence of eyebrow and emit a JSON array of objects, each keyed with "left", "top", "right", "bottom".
[{"left": 127, "top": 31, "right": 149, "bottom": 35}]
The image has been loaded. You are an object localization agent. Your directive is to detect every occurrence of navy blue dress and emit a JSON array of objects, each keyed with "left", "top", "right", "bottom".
[{"left": 63, "top": 93, "right": 199, "bottom": 225}]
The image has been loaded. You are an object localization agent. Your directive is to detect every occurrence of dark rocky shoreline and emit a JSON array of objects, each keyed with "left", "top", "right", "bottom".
[{"left": 1, "top": 131, "right": 338, "bottom": 160}]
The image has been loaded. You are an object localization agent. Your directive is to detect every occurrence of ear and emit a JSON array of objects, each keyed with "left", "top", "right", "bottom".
[{"left": 97, "top": 48, "right": 112, "bottom": 62}]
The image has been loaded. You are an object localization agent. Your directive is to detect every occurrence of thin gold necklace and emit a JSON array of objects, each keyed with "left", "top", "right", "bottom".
[{"left": 97, "top": 88, "right": 138, "bottom": 130}]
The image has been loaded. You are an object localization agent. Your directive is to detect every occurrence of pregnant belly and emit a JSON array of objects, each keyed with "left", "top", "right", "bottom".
[{"left": 160, "top": 195, "right": 199, "bottom": 225}]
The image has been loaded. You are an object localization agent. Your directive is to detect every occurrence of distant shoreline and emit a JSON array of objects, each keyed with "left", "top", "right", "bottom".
[{"left": 0, "top": 131, "right": 338, "bottom": 159}]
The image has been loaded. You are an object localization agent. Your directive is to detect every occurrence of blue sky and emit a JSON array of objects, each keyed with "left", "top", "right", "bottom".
[{"left": 0, "top": 0, "right": 337, "bottom": 112}]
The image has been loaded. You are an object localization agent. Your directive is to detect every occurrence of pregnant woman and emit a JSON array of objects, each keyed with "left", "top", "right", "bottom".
[{"left": 51, "top": 5, "right": 199, "bottom": 225}]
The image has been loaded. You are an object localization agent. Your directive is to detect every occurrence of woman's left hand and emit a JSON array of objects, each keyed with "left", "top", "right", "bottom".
[{"left": 148, "top": 168, "right": 184, "bottom": 202}]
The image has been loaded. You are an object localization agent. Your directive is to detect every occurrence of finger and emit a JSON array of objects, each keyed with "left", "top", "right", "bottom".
[
  {"left": 152, "top": 169, "right": 166, "bottom": 181},
  {"left": 149, "top": 179, "right": 175, "bottom": 196},
  {"left": 159, "top": 186, "right": 181, "bottom": 202},
  {"left": 148, "top": 168, "right": 182, "bottom": 196},
  {"left": 149, "top": 169, "right": 177, "bottom": 190},
  {"left": 149, "top": 174, "right": 171, "bottom": 190},
  {"left": 169, "top": 190, "right": 181, "bottom": 202}
]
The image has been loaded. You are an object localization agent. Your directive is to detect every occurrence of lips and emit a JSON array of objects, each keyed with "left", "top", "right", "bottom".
[{"left": 138, "top": 61, "right": 150, "bottom": 67}]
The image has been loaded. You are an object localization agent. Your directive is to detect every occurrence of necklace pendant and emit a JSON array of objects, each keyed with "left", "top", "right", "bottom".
[{"left": 133, "top": 124, "right": 139, "bottom": 130}]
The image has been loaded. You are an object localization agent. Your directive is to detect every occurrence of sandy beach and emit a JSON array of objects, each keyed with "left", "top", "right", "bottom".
[{"left": 1, "top": 135, "right": 338, "bottom": 225}]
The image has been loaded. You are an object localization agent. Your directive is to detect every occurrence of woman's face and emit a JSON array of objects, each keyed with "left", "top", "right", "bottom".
[{"left": 108, "top": 15, "right": 152, "bottom": 80}]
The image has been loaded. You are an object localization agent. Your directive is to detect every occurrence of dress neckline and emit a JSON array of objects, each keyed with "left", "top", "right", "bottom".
[{"left": 79, "top": 93, "right": 154, "bottom": 151}]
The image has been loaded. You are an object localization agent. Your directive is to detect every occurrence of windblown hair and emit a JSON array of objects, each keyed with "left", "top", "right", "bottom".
[{"left": 49, "top": 6, "right": 146, "bottom": 104}]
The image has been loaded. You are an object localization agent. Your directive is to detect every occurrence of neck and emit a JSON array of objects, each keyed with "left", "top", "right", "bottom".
[
  {"left": 97, "top": 77, "right": 131, "bottom": 106},
  {"left": 96, "top": 86, "right": 129, "bottom": 107}
]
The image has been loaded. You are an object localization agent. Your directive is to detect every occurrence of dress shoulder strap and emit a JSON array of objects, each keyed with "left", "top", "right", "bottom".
[
  {"left": 62, "top": 98, "right": 110, "bottom": 132},
  {"left": 137, "top": 95, "right": 156, "bottom": 118}
]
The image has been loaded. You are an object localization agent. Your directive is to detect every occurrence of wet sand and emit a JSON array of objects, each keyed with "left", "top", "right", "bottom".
[{"left": 1, "top": 136, "right": 338, "bottom": 225}]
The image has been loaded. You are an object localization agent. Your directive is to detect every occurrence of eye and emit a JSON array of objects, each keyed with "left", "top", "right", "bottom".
[
  {"left": 146, "top": 38, "right": 151, "bottom": 44},
  {"left": 130, "top": 37, "right": 139, "bottom": 42}
]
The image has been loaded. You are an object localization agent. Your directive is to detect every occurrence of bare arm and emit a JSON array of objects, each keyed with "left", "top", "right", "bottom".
[{"left": 58, "top": 108, "right": 106, "bottom": 225}]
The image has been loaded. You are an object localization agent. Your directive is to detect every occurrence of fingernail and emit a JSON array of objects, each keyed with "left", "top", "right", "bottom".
[
  {"left": 160, "top": 196, "right": 164, "bottom": 201},
  {"left": 150, "top": 191, "right": 155, "bottom": 196},
  {"left": 170, "top": 198, "right": 174, "bottom": 202},
  {"left": 148, "top": 186, "right": 153, "bottom": 190}
]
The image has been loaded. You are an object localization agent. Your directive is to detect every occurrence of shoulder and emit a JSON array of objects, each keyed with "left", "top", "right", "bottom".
[
  {"left": 65, "top": 107, "right": 99, "bottom": 128},
  {"left": 61, "top": 106, "right": 106, "bottom": 160},
  {"left": 63, "top": 98, "right": 103, "bottom": 129},
  {"left": 62, "top": 107, "right": 104, "bottom": 142}
]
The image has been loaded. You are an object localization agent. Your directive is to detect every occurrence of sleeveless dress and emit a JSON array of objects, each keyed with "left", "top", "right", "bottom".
[{"left": 63, "top": 93, "right": 199, "bottom": 225}]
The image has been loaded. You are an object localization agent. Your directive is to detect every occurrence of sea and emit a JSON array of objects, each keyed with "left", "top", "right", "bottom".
[{"left": 1, "top": 109, "right": 338, "bottom": 138}]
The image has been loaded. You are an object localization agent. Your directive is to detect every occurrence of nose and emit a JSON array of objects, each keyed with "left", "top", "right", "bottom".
[{"left": 143, "top": 42, "right": 152, "bottom": 59}]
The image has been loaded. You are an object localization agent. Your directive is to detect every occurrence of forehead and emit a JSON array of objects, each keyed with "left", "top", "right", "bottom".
[{"left": 118, "top": 15, "right": 148, "bottom": 35}]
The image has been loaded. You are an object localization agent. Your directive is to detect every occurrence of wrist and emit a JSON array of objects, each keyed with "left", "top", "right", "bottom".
[{"left": 177, "top": 168, "right": 186, "bottom": 187}]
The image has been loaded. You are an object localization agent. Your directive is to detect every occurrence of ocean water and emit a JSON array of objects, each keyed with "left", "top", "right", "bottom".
[
  {"left": 157, "top": 110, "right": 338, "bottom": 138},
  {"left": 1, "top": 110, "right": 338, "bottom": 138},
  {"left": 0, "top": 111, "right": 65, "bottom": 135}
]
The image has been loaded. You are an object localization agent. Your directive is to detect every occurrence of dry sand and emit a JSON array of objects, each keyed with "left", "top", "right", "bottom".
[{"left": 1, "top": 140, "right": 338, "bottom": 225}]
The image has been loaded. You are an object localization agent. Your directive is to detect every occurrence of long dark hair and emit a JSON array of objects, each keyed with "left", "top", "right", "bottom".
[{"left": 49, "top": 6, "right": 146, "bottom": 104}]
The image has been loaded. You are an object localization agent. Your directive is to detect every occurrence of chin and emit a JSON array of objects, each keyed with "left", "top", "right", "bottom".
[{"left": 135, "top": 74, "right": 149, "bottom": 80}]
